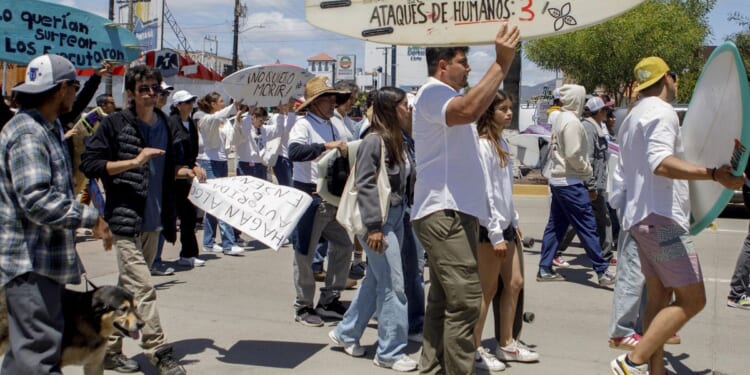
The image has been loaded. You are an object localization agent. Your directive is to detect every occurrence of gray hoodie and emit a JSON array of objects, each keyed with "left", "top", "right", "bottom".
[{"left": 547, "top": 84, "right": 593, "bottom": 180}]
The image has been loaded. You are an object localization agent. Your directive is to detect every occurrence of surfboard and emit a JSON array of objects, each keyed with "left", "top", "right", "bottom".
[
  {"left": 305, "top": 0, "right": 646, "bottom": 45},
  {"left": 0, "top": 0, "right": 141, "bottom": 67},
  {"left": 222, "top": 64, "right": 314, "bottom": 107},
  {"left": 681, "top": 41, "right": 750, "bottom": 235},
  {"left": 508, "top": 133, "right": 550, "bottom": 169}
]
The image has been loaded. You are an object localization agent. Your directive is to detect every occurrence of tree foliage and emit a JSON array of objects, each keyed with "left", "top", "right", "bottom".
[
  {"left": 524, "top": 0, "right": 714, "bottom": 105},
  {"left": 729, "top": 12, "right": 750, "bottom": 83}
]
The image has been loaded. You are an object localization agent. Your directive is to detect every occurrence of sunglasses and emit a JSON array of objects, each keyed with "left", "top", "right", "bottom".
[
  {"left": 136, "top": 84, "right": 160, "bottom": 94},
  {"left": 65, "top": 80, "right": 81, "bottom": 93},
  {"left": 667, "top": 71, "right": 678, "bottom": 81}
]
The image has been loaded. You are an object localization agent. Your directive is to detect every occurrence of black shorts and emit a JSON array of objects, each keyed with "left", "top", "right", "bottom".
[{"left": 479, "top": 225, "right": 517, "bottom": 244}]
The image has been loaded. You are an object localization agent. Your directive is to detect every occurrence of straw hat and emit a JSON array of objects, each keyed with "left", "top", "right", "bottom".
[{"left": 296, "top": 76, "right": 349, "bottom": 112}]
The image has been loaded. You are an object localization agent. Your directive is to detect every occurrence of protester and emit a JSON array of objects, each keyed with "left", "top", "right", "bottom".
[
  {"left": 270, "top": 99, "right": 297, "bottom": 186},
  {"left": 536, "top": 84, "right": 616, "bottom": 287},
  {"left": 81, "top": 64, "right": 197, "bottom": 375},
  {"left": 0, "top": 54, "right": 112, "bottom": 374},
  {"left": 170, "top": 89, "right": 208, "bottom": 268},
  {"left": 288, "top": 76, "right": 353, "bottom": 326},
  {"left": 195, "top": 92, "right": 245, "bottom": 256},
  {"left": 332, "top": 80, "right": 359, "bottom": 140},
  {"left": 610, "top": 56, "right": 744, "bottom": 375},
  {"left": 329, "top": 86, "right": 418, "bottom": 372},
  {"left": 727, "top": 164, "right": 750, "bottom": 309},
  {"left": 411, "top": 24, "right": 519, "bottom": 374},
  {"left": 473, "top": 90, "right": 539, "bottom": 371},
  {"left": 235, "top": 106, "right": 283, "bottom": 180},
  {"left": 97, "top": 93, "right": 117, "bottom": 115}
]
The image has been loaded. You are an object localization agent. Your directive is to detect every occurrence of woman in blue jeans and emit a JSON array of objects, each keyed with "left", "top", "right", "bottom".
[
  {"left": 195, "top": 92, "right": 245, "bottom": 256},
  {"left": 328, "top": 87, "right": 417, "bottom": 372}
]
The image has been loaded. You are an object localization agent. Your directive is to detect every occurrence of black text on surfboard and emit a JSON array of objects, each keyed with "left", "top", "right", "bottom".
[
  {"left": 368, "top": 0, "right": 515, "bottom": 28},
  {"left": 245, "top": 70, "right": 302, "bottom": 99}
]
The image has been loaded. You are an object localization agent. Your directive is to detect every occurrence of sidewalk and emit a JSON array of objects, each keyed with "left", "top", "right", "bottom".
[{"left": 30, "top": 196, "right": 747, "bottom": 374}]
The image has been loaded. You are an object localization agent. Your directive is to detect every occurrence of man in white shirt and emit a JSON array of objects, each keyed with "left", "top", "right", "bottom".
[
  {"left": 288, "top": 76, "right": 352, "bottom": 327},
  {"left": 610, "top": 56, "right": 743, "bottom": 375},
  {"left": 411, "top": 24, "right": 519, "bottom": 374}
]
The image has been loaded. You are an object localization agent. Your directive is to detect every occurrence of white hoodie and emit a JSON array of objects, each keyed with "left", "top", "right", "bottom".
[{"left": 547, "top": 84, "right": 593, "bottom": 182}]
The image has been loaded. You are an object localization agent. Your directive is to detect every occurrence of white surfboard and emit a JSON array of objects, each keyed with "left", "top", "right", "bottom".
[
  {"left": 306, "top": 0, "right": 645, "bottom": 45},
  {"left": 222, "top": 64, "right": 314, "bottom": 107},
  {"left": 508, "top": 134, "right": 550, "bottom": 168},
  {"left": 682, "top": 41, "right": 750, "bottom": 235}
]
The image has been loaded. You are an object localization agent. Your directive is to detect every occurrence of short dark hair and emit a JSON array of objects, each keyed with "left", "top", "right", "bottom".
[
  {"left": 125, "top": 65, "right": 162, "bottom": 93},
  {"left": 14, "top": 85, "right": 63, "bottom": 109},
  {"left": 426, "top": 47, "right": 469, "bottom": 76},
  {"left": 96, "top": 94, "right": 113, "bottom": 106}
]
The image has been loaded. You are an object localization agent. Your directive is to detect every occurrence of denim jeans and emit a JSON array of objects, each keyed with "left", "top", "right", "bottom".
[
  {"left": 609, "top": 231, "right": 646, "bottom": 338},
  {"left": 335, "top": 203, "right": 407, "bottom": 363},
  {"left": 237, "top": 161, "right": 267, "bottom": 181},
  {"left": 199, "top": 159, "right": 235, "bottom": 249},
  {"left": 273, "top": 156, "right": 293, "bottom": 186},
  {"left": 311, "top": 241, "right": 329, "bottom": 274},
  {"left": 402, "top": 209, "right": 425, "bottom": 335},
  {"left": 539, "top": 183, "right": 608, "bottom": 274},
  {"left": 728, "top": 232, "right": 750, "bottom": 299}
]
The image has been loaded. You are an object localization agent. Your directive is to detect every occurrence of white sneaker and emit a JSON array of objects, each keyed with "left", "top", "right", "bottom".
[
  {"left": 178, "top": 257, "right": 205, "bottom": 267},
  {"left": 475, "top": 347, "right": 506, "bottom": 371},
  {"left": 407, "top": 333, "right": 423, "bottom": 343},
  {"left": 373, "top": 355, "right": 418, "bottom": 372},
  {"left": 203, "top": 244, "right": 223, "bottom": 253},
  {"left": 611, "top": 353, "right": 648, "bottom": 375},
  {"left": 328, "top": 330, "right": 365, "bottom": 357},
  {"left": 496, "top": 339, "right": 540, "bottom": 362},
  {"left": 223, "top": 245, "right": 245, "bottom": 256}
]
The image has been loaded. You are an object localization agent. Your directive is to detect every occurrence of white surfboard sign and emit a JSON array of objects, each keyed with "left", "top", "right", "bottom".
[
  {"left": 682, "top": 41, "right": 750, "bottom": 235},
  {"left": 305, "top": 0, "right": 646, "bottom": 45},
  {"left": 222, "top": 64, "right": 314, "bottom": 107}
]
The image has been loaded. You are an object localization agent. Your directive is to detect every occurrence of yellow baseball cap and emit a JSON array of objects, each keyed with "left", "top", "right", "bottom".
[{"left": 633, "top": 56, "right": 670, "bottom": 92}]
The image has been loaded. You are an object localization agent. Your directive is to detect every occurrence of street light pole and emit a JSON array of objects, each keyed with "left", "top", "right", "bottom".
[
  {"left": 375, "top": 46, "right": 389, "bottom": 89},
  {"left": 231, "top": 0, "right": 240, "bottom": 74}
]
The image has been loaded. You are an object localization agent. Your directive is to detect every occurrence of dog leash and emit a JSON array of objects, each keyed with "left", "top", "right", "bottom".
[{"left": 83, "top": 274, "right": 99, "bottom": 291}]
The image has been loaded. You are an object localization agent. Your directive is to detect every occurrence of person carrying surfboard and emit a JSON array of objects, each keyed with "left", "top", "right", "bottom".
[
  {"left": 610, "top": 56, "right": 744, "bottom": 375},
  {"left": 410, "top": 23, "right": 519, "bottom": 375}
]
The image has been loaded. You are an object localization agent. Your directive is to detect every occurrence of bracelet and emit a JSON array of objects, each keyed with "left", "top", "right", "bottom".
[{"left": 711, "top": 167, "right": 717, "bottom": 181}]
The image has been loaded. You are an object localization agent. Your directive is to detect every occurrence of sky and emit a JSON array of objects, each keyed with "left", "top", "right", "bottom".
[{"left": 65, "top": 0, "right": 750, "bottom": 86}]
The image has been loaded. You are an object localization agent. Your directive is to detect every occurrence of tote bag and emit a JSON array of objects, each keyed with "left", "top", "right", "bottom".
[{"left": 336, "top": 138, "right": 391, "bottom": 236}]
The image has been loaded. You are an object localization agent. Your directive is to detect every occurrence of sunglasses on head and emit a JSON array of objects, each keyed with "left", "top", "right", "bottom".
[{"left": 136, "top": 84, "right": 160, "bottom": 94}]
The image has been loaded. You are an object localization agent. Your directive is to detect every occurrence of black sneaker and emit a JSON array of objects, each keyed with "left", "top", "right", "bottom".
[
  {"left": 103, "top": 352, "right": 140, "bottom": 373},
  {"left": 150, "top": 263, "right": 175, "bottom": 276},
  {"left": 154, "top": 347, "right": 186, "bottom": 375},
  {"left": 295, "top": 306, "right": 324, "bottom": 327},
  {"left": 315, "top": 298, "right": 348, "bottom": 320},
  {"left": 348, "top": 262, "right": 366, "bottom": 280}
]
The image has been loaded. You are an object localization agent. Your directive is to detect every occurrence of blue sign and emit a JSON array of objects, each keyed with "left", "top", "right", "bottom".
[
  {"left": 0, "top": 0, "right": 141, "bottom": 67},
  {"left": 134, "top": 16, "right": 158, "bottom": 51}
]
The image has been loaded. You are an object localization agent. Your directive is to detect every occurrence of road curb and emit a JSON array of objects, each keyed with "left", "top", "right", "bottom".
[{"left": 513, "top": 184, "right": 548, "bottom": 196}]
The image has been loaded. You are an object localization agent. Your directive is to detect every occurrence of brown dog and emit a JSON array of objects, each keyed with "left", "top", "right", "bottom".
[{"left": 0, "top": 285, "right": 144, "bottom": 375}]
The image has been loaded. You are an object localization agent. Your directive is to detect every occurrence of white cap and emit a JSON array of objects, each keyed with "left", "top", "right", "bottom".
[
  {"left": 172, "top": 90, "right": 197, "bottom": 104},
  {"left": 14, "top": 54, "right": 77, "bottom": 94},
  {"left": 585, "top": 96, "right": 606, "bottom": 113},
  {"left": 552, "top": 88, "right": 561, "bottom": 100},
  {"left": 160, "top": 81, "right": 174, "bottom": 92}
]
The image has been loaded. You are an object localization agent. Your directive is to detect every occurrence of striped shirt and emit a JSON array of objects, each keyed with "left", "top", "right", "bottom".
[{"left": 0, "top": 110, "right": 99, "bottom": 287}]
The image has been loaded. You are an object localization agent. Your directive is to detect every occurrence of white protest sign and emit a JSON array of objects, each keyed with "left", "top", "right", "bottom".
[
  {"left": 188, "top": 176, "right": 312, "bottom": 251},
  {"left": 222, "top": 64, "right": 314, "bottom": 107}
]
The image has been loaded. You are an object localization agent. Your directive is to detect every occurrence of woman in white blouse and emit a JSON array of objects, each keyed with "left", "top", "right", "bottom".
[
  {"left": 195, "top": 92, "right": 245, "bottom": 256},
  {"left": 473, "top": 91, "right": 539, "bottom": 371}
]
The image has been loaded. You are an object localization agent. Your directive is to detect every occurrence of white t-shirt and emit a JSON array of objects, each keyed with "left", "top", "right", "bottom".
[
  {"left": 235, "top": 116, "right": 284, "bottom": 164},
  {"left": 196, "top": 118, "right": 234, "bottom": 162},
  {"left": 331, "top": 110, "right": 355, "bottom": 142},
  {"left": 618, "top": 96, "right": 689, "bottom": 230},
  {"left": 272, "top": 112, "right": 297, "bottom": 158},
  {"left": 478, "top": 136, "right": 517, "bottom": 245},
  {"left": 411, "top": 77, "right": 489, "bottom": 222},
  {"left": 289, "top": 113, "right": 343, "bottom": 184}
]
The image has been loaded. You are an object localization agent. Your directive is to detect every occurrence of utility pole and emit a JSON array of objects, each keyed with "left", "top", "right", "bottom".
[
  {"left": 375, "top": 46, "right": 389, "bottom": 89},
  {"left": 231, "top": 0, "right": 241, "bottom": 74},
  {"left": 106, "top": 0, "right": 115, "bottom": 95},
  {"left": 204, "top": 35, "right": 218, "bottom": 72}
]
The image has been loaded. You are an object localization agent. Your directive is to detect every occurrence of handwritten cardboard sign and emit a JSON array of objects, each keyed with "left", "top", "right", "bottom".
[
  {"left": 188, "top": 176, "right": 312, "bottom": 251},
  {"left": 0, "top": 0, "right": 141, "bottom": 67},
  {"left": 222, "top": 64, "right": 314, "bottom": 107}
]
